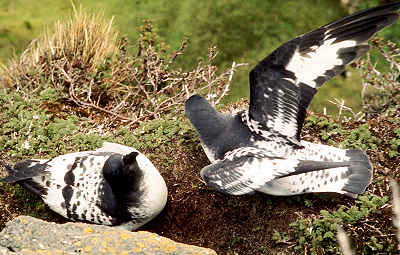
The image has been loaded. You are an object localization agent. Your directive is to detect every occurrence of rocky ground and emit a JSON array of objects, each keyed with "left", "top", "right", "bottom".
[{"left": 0, "top": 216, "right": 216, "bottom": 254}]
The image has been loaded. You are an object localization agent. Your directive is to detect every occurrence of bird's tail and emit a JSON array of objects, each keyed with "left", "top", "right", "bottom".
[
  {"left": 1, "top": 159, "right": 50, "bottom": 183},
  {"left": 340, "top": 149, "right": 373, "bottom": 197},
  {"left": 258, "top": 148, "right": 372, "bottom": 198}
]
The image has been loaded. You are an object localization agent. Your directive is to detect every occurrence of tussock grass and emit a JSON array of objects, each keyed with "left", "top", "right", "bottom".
[
  {"left": 43, "top": 9, "right": 118, "bottom": 72},
  {"left": 1, "top": 7, "right": 118, "bottom": 91},
  {"left": 0, "top": 9, "right": 244, "bottom": 126}
]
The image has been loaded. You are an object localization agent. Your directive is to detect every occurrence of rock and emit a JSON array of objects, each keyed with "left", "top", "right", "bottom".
[{"left": 0, "top": 216, "right": 217, "bottom": 255}]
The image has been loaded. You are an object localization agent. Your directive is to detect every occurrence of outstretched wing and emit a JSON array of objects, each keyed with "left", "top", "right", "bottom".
[
  {"left": 200, "top": 147, "right": 354, "bottom": 195},
  {"left": 248, "top": 2, "right": 400, "bottom": 142}
]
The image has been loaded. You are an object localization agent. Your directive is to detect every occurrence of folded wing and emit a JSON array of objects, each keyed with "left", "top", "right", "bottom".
[{"left": 201, "top": 147, "right": 372, "bottom": 196}]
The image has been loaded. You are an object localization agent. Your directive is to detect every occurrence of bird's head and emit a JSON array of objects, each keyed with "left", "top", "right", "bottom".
[{"left": 103, "top": 152, "right": 142, "bottom": 190}]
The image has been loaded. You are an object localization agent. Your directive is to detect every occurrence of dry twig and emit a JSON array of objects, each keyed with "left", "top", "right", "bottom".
[
  {"left": 390, "top": 180, "right": 400, "bottom": 243},
  {"left": 337, "top": 226, "right": 354, "bottom": 255},
  {"left": 0, "top": 14, "right": 246, "bottom": 126}
]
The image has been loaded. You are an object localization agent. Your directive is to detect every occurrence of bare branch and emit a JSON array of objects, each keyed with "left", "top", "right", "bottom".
[
  {"left": 391, "top": 180, "right": 400, "bottom": 243},
  {"left": 328, "top": 98, "right": 364, "bottom": 122}
]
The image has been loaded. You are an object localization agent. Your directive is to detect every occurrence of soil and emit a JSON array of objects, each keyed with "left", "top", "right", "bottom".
[{"left": 0, "top": 110, "right": 399, "bottom": 255}]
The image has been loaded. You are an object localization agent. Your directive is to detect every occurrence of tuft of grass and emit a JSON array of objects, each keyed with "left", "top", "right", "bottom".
[
  {"left": 1, "top": 9, "right": 245, "bottom": 126},
  {"left": 1, "top": 7, "right": 118, "bottom": 90}
]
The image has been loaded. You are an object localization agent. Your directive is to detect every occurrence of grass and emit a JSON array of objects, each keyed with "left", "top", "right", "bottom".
[
  {"left": 2, "top": 0, "right": 399, "bottom": 115},
  {"left": 1, "top": 10, "right": 242, "bottom": 125},
  {"left": 1, "top": 7, "right": 118, "bottom": 90},
  {"left": 0, "top": 0, "right": 71, "bottom": 61}
]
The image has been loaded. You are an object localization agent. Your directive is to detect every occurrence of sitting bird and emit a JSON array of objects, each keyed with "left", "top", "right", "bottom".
[
  {"left": 1, "top": 142, "right": 168, "bottom": 230},
  {"left": 185, "top": 3, "right": 400, "bottom": 198}
]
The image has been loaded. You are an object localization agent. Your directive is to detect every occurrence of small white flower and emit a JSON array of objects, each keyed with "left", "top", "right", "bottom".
[{"left": 23, "top": 141, "right": 30, "bottom": 149}]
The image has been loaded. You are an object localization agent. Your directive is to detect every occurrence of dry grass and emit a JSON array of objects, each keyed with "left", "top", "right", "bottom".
[
  {"left": 0, "top": 10, "right": 245, "bottom": 126},
  {"left": 1, "top": 7, "right": 118, "bottom": 91}
]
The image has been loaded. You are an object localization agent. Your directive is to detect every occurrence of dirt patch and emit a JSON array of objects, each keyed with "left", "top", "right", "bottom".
[{"left": 0, "top": 112, "right": 399, "bottom": 254}]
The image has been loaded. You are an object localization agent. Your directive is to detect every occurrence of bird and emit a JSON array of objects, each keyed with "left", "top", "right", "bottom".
[
  {"left": 185, "top": 2, "right": 400, "bottom": 198},
  {"left": 1, "top": 142, "right": 168, "bottom": 230}
]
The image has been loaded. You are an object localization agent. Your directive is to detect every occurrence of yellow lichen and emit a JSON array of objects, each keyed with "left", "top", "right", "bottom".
[
  {"left": 133, "top": 247, "right": 142, "bottom": 253},
  {"left": 37, "top": 250, "right": 51, "bottom": 255},
  {"left": 159, "top": 238, "right": 177, "bottom": 253},
  {"left": 107, "top": 247, "right": 117, "bottom": 253},
  {"left": 120, "top": 232, "right": 131, "bottom": 240},
  {"left": 84, "top": 246, "right": 92, "bottom": 252},
  {"left": 83, "top": 227, "right": 93, "bottom": 233}
]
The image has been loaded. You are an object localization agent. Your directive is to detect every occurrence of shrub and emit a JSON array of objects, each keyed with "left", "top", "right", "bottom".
[
  {"left": 0, "top": 9, "right": 245, "bottom": 127},
  {"left": 358, "top": 38, "right": 400, "bottom": 119}
]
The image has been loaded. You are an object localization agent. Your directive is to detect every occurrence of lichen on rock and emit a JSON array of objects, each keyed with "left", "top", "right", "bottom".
[{"left": 0, "top": 216, "right": 217, "bottom": 255}]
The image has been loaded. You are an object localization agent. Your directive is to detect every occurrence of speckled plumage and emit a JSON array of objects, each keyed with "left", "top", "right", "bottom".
[
  {"left": 186, "top": 3, "right": 400, "bottom": 198},
  {"left": 1, "top": 142, "right": 167, "bottom": 230}
]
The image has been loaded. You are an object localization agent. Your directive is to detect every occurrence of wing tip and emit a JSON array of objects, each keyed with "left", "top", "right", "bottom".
[{"left": 326, "top": 2, "right": 400, "bottom": 30}]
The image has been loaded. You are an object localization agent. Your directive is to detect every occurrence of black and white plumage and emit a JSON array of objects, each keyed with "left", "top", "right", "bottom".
[
  {"left": 1, "top": 142, "right": 168, "bottom": 230},
  {"left": 185, "top": 3, "right": 400, "bottom": 198}
]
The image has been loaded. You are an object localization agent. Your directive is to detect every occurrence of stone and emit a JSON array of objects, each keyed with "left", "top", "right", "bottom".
[{"left": 0, "top": 216, "right": 217, "bottom": 255}]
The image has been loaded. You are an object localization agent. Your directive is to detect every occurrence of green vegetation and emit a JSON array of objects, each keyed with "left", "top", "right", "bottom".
[
  {"left": 288, "top": 195, "right": 394, "bottom": 254},
  {"left": 1, "top": 0, "right": 399, "bottom": 114},
  {"left": 389, "top": 128, "right": 400, "bottom": 158},
  {"left": 113, "top": 116, "right": 198, "bottom": 167},
  {"left": 304, "top": 115, "right": 382, "bottom": 150},
  {"left": 0, "top": 87, "right": 194, "bottom": 165},
  {"left": 341, "top": 124, "right": 381, "bottom": 151},
  {"left": 0, "top": 4, "right": 399, "bottom": 255},
  {"left": 0, "top": 90, "right": 102, "bottom": 159}
]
